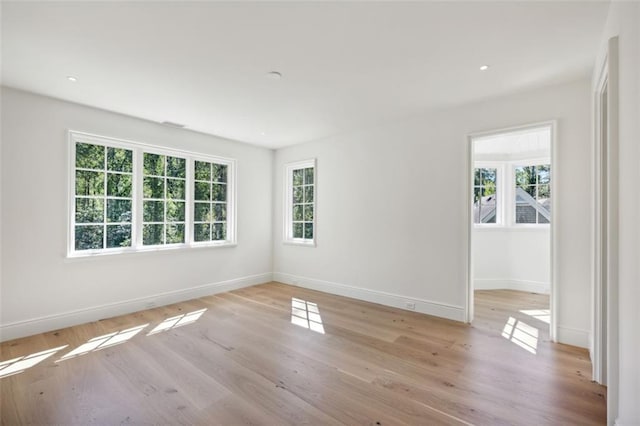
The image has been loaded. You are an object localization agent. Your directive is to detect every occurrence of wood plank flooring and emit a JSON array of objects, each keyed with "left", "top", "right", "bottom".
[{"left": 0, "top": 283, "right": 606, "bottom": 425}]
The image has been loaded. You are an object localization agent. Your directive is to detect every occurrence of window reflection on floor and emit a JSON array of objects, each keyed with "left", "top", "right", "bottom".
[
  {"left": 57, "top": 324, "right": 148, "bottom": 362},
  {"left": 291, "top": 297, "right": 325, "bottom": 334},
  {"left": 147, "top": 309, "right": 207, "bottom": 336},
  {"left": 502, "top": 316, "right": 538, "bottom": 354},
  {"left": 0, "top": 345, "right": 68, "bottom": 378}
]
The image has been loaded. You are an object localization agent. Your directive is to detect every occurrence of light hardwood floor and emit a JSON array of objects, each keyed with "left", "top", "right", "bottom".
[{"left": 1, "top": 283, "right": 605, "bottom": 425}]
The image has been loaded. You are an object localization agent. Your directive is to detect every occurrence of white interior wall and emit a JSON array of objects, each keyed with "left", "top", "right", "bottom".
[
  {"left": 473, "top": 229, "right": 550, "bottom": 294},
  {"left": 593, "top": 2, "right": 640, "bottom": 424},
  {"left": 273, "top": 78, "right": 592, "bottom": 348},
  {"left": 0, "top": 87, "right": 274, "bottom": 341}
]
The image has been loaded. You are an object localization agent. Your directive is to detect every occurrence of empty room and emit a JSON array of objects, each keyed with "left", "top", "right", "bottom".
[{"left": 1, "top": 1, "right": 638, "bottom": 425}]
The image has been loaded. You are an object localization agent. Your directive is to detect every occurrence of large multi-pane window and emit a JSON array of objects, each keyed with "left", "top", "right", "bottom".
[
  {"left": 515, "top": 164, "right": 551, "bottom": 224},
  {"left": 285, "top": 159, "right": 316, "bottom": 245},
  {"left": 74, "top": 143, "right": 133, "bottom": 250},
  {"left": 473, "top": 167, "right": 497, "bottom": 224},
  {"left": 193, "top": 160, "right": 228, "bottom": 242},
  {"left": 69, "top": 132, "right": 235, "bottom": 256}
]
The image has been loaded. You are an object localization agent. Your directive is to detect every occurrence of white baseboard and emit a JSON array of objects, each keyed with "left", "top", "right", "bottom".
[
  {"left": 556, "top": 324, "right": 590, "bottom": 349},
  {"left": 273, "top": 272, "right": 465, "bottom": 322},
  {"left": 474, "top": 279, "right": 550, "bottom": 294},
  {"left": 0, "top": 272, "right": 273, "bottom": 342}
]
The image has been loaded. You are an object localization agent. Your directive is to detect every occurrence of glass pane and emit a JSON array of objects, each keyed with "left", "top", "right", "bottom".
[
  {"left": 194, "top": 161, "right": 211, "bottom": 181},
  {"left": 166, "top": 156, "right": 186, "bottom": 178},
  {"left": 107, "top": 199, "right": 132, "bottom": 223},
  {"left": 194, "top": 181, "right": 210, "bottom": 201},
  {"left": 212, "top": 164, "right": 227, "bottom": 183},
  {"left": 143, "top": 224, "right": 164, "bottom": 245},
  {"left": 293, "top": 204, "right": 303, "bottom": 221},
  {"left": 213, "top": 203, "right": 226, "bottom": 221},
  {"left": 107, "top": 173, "right": 132, "bottom": 197},
  {"left": 75, "top": 225, "right": 103, "bottom": 250},
  {"left": 76, "top": 170, "right": 104, "bottom": 196},
  {"left": 304, "top": 223, "right": 314, "bottom": 239},
  {"left": 167, "top": 178, "right": 185, "bottom": 200},
  {"left": 212, "top": 183, "right": 226, "bottom": 202},
  {"left": 143, "top": 176, "right": 164, "bottom": 199},
  {"left": 537, "top": 165, "right": 550, "bottom": 184},
  {"left": 515, "top": 166, "right": 535, "bottom": 187},
  {"left": 212, "top": 223, "right": 226, "bottom": 241},
  {"left": 293, "top": 187, "right": 303, "bottom": 203},
  {"left": 304, "top": 185, "right": 314, "bottom": 203},
  {"left": 474, "top": 169, "right": 482, "bottom": 186},
  {"left": 107, "top": 147, "right": 133, "bottom": 172},
  {"left": 166, "top": 201, "right": 185, "bottom": 222},
  {"left": 76, "top": 143, "right": 104, "bottom": 170},
  {"left": 538, "top": 213, "right": 550, "bottom": 224},
  {"left": 516, "top": 205, "right": 537, "bottom": 224},
  {"left": 106, "top": 224, "right": 132, "bottom": 248},
  {"left": 194, "top": 202, "right": 211, "bottom": 222},
  {"left": 304, "top": 167, "right": 314, "bottom": 185},
  {"left": 538, "top": 184, "right": 550, "bottom": 200},
  {"left": 304, "top": 204, "right": 314, "bottom": 221},
  {"left": 293, "top": 169, "right": 304, "bottom": 186},
  {"left": 143, "top": 200, "right": 164, "bottom": 222},
  {"left": 194, "top": 223, "right": 210, "bottom": 242},
  {"left": 166, "top": 223, "right": 185, "bottom": 244},
  {"left": 293, "top": 223, "right": 303, "bottom": 238},
  {"left": 144, "top": 153, "right": 165, "bottom": 176},
  {"left": 481, "top": 168, "right": 497, "bottom": 186},
  {"left": 75, "top": 198, "right": 104, "bottom": 223}
]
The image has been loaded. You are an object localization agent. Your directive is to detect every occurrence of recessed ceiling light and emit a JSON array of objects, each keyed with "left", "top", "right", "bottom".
[
  {"left": 66, "top": 76, "right": 78, "bottom": 82},
  {"left": 265, "top": 71, "right": 282, "bottom": 80},
  {"left": 261, "top": 131, "right": 266, "bottom": 136},
  {"left": 479, "top": 65, "right": 490, "bottom": 71}
]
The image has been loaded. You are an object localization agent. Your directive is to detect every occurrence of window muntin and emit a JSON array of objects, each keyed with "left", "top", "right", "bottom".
[
  {"left": 473, "top": 167, "right": 497, "bottom": 224},
  {"left": 193, "top": 160, "right": 228, "bottom": 242},
  {"left": 285, "top": 160, "right": 316, "bottom": 244},
  {"left": 69, "top": 132, "right": 235, "bottom": 256},
  {"left": 142, "top": 153, "right": 187, "bottom": 245},
  {"left": 74, "top": 142, "right": 133, "bottom": 251},
  {"left": 514, "top": 164, "right": 551, "bottom": 224}
]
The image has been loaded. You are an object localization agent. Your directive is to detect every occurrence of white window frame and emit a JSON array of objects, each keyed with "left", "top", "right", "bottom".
[
  {"left": 283, "top": 159, "right": 316, "bottom": 246},
  {"left": 68, "top": 131, "right": 236, "bottom": 258},
  {"left": 511, "top": 157, "right": 551, "bottom": 228},
  {"left": 473, "top": 161, "right": 504, "bottom": 228}
]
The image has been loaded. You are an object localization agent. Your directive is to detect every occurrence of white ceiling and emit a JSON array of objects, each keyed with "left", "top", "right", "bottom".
[{"left": 1, "top": 1, "right": 610, "bottom": 149}]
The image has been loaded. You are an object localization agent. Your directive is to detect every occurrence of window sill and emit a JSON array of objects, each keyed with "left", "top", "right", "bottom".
[
  {"left": 65, "top": 241, "right": 237, "bottom": 261},
  {"left": 473, "top": 225, "right": 550, "bottom": 232},
  {"left": 283, "top": 239, "right": 316, "bottom": 247}
]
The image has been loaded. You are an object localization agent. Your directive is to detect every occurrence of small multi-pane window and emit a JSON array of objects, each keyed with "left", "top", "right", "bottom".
[
  {"left": 74, "top": 142, "right": 133, "bottom": 250},
  {"left": 285, "top": 160, "right": 315, "bottom": 244},
  {"left": 515, "top": 164, "right": 551, "bottom": 224},
  {"left": 142, "top": 153, "right": 187, "bottom": 245},
  {"left": 193, "top": 160, "right": 228, "bottom": 242},
  {"left": 473, "top": 168, "right": 497, "bottom": 224},
  {"left": 69, "top": 132, "right": 236, "bottom": 256}
]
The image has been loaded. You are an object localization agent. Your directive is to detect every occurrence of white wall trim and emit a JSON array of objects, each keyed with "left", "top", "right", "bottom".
[
  {"left": 556, "top": 324, "right": 590, "bottom": 349},
  {"left": 474, "top": 279, "right": 550, "bottom": 295},
  {"left": 0, "top": 272, "right": 273, "bottom": 342},
  {"left": 273, "top": 272, "right": 465, "bottom": 322}
]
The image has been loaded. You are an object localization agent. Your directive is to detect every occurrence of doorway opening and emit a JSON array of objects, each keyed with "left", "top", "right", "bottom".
[{"left": 467, "top": 123, "right": 556, "bottom": 352}]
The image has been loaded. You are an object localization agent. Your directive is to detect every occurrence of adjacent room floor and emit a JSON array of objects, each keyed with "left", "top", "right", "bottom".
[{"left": 0, "top": 282, "right": 606, "bottom": 425}]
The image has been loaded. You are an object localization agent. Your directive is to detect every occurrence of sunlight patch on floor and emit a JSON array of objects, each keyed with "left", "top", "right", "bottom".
[
  {"left": 0, "top": 346, "right": 68, "bottom": 378},
  {"left": 147, "top": 308, "right": 207, "bottom": 336},
  {"left": 56, "top": 324, "right": 148, "bottom": 362},
  {"left": 520, "top": 309, "right": 550, "bottom": 324},
  {"left": 291, "top": 297, "right": 325, "bottom": 334},
  {"left": 502, "top": 316, "right": 538, "bottom": 354}
]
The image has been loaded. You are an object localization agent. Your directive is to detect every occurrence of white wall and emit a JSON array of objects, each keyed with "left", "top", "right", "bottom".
[
  {"left": 474, "top": 229, "right": 550, "bottom": 294},
  {"left": 0, "top": 87, "right": 274, "bottom": 341},
  {"left": 593, "top": 2, "right": 640, "bottom": 424},
  {"left": 273, "top": 78, "right": 592, "bottom": 347}
]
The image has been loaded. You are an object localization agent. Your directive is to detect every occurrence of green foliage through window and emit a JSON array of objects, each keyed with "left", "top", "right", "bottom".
[
  {"left": 291, "top": 166, "right": 314, "bottom": 241},
  {"left": 193, "top": 160, "right": 228, "bottom": 243}
]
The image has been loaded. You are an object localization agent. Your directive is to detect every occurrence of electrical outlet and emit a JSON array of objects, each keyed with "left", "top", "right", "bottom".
[{"left": 405, "top": 302, "right": 416, "bottom": 311}]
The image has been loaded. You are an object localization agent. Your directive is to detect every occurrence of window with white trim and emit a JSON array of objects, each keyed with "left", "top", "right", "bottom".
[
  {"left": 514, "top": 164, "right": 551, "bottom": 224},
  {"left": 284, "top": 159, "right": 316, "bottom": 245},
  {"left": 70, "top": 132, "right": 236, "bottom": 256},
  {"left": 473, "top": 167, "right": 498, "bottom": 224}
]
